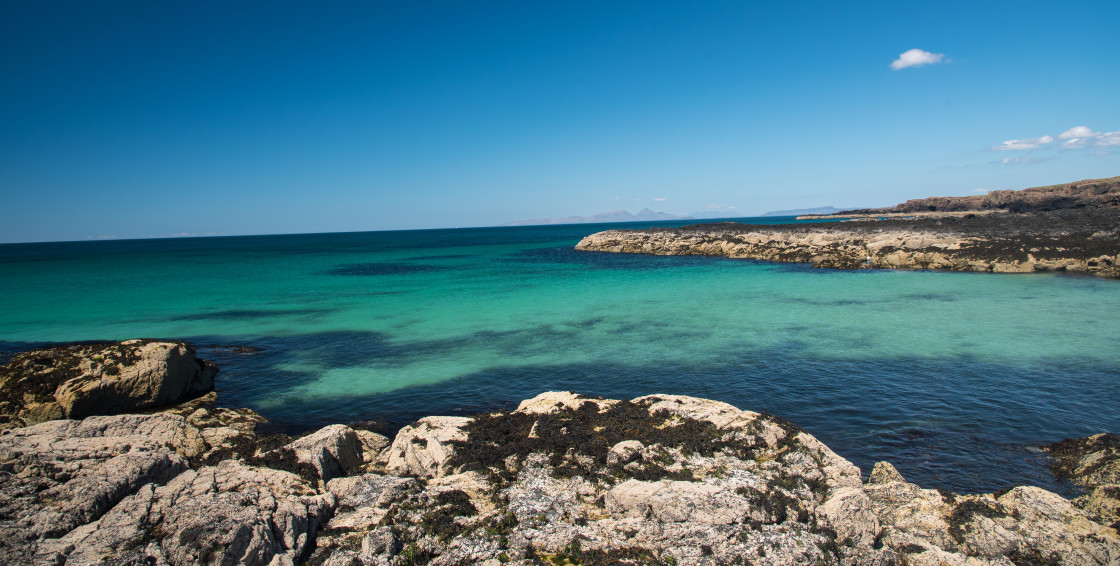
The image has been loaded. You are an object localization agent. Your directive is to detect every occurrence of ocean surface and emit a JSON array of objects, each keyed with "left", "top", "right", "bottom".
[{"left": 2, "top": 218, "right": 1118, "bottom": 494}]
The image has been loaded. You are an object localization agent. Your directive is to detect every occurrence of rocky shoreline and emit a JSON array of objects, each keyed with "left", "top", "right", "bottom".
[
  {"left": 1, "top": 341, "right": 1118, "bottom": 565},
  {"left": 575, "top": 178, "right": 1120, "bottom": 278}
]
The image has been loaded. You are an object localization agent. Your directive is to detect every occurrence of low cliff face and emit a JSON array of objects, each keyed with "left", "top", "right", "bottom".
[{"left": 575, "top": 208, "right": 1120, "bottom": 278}]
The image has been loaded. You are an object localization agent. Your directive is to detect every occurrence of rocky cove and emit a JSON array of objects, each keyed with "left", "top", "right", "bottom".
[
  {"left": 575, "top": 178, "right": 1120, "bottom": 278},
  {"left": 0, "top": 341, "right": 1118, "bottom": 565}
]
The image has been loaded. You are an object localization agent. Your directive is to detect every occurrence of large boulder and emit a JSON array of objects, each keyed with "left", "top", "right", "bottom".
[{"left": 0, "top": 340, "right": 217, "bottom": 429}]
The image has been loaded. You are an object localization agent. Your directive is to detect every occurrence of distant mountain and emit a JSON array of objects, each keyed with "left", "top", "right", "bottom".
[
  {"left": 505, "top": 208, "right": 690, "bottom": 226},
  {"left": 760, "top": 206, "right": 849, "bottom": 217}
]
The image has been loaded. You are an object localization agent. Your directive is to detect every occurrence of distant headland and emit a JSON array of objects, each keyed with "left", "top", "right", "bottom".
[{"left": 576, "top": 176, "right": 1120, "bottom": 278}]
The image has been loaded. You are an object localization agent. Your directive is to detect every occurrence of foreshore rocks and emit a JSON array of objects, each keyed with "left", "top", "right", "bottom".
[
  {"left": 1048, "top": 433, "right": 1120, "bottom": 531},
  {"left": 575, "top": 206, "right": 1120, "bottom": 278},
  {"left": 0, "top": 343, "right": 1118, "bottom": 564},
  {"left": 0, "top": 339, "right": 217, "bottom": 430}
]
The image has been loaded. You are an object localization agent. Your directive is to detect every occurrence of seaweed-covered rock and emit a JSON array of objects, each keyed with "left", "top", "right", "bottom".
[
  {"left": 575, "top": 203, "right": 1120, "bottom": 278},
  {"left": 0, "top": 340, "right": 217, "bottom": 430},
  {"left": 2, "top": 380, "right": 1118, "bottom": 566},
  {"left": 306, "top": 392, "right": 1120, "bottom": 566},
  {"left": 1048, "top": 433, "right": 1120, "bottom": 529}
]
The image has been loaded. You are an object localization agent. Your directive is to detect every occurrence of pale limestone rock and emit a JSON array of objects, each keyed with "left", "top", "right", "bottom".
[
  {"left": 606, "top": 440, "right": 644, "bottom": 466},
  {"left": 353, "top": 429, "right": 391, "bottom": 465},
  {"left": 54, "top": 340, "right": 216, "bottom": 419},
  {"left": 606, "top": 478, "right": 753, "bottom": 524},
  {"left": 285, "top": 424, "right": 363, "bottom": 482},
  {"left": 869, "top": 460, "right": 906, "bottom": 484},
  {"left": 385, "top": 416, "right": 471, "bottom": 478},
  {"left": 633, "top": 393, "right": 760, "bottom": 430},
  {"left": 515, "top": 391, "right": 614, "bottom": 415},
  {"left": 57, "top": 460, "right": 334, "bottom": 566},
  {"left": 793, "top": 432, "right": 864, "bottom": 491},
  {"left": 818, "top": 486, "right": 879, "bottom": 546},
  {"left": 0, "top": 414, "right": 202, "bottom": 564},
  {"left": 325, "top": 474, "right": 419, "bottom": 529},
  {"left": 993, "top": 486, "right": 1120, "bottom": 564}
]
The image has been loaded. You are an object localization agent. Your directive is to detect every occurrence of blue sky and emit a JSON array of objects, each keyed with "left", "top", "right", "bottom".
[{"left": 2, "top": 1, "right": 1118, "bottom": 242}]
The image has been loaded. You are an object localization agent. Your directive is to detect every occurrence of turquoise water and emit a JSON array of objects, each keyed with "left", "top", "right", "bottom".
[{"left": 2, "top": 219, "right": 1118, "bottom": 493}]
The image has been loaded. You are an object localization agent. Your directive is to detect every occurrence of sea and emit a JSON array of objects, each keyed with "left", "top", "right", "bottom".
[{"left": 2, "top": 217, "right": 1118, "bottom": 495}]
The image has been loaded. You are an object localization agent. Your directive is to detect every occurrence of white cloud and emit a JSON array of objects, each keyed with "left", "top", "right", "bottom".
[
  {"left": 1098, "top": 132, "right": 1120, "bottom": 147},
  {"left": 990, "top": 135, "right": 1053, "bottom": 151},
  {"left": 653, "top": 197, "right": 667, "bottom": 202},
  {"left": 890, "top": 49, "right": 946, "bottom": 70},
  {"left": 1059, "top": 126, "right": 1098, "bottom": 139},
  {"left": 1057, "top": 126, "right": 1120, "bottom": 149}
]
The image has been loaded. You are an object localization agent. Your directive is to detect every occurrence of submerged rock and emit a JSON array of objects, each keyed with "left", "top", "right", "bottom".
[{"left": 0, "top": 340, "right": 217, "bottom": 430}]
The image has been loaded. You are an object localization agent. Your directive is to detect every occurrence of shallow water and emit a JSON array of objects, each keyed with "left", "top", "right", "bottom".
[{"left": 2, "top": 219, "right": 1118, "bottom": 493}]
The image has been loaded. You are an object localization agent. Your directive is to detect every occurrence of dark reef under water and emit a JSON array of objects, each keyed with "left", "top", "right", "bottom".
[{"left": 7, "top": 327, "right": 1096, "bottom": 496}]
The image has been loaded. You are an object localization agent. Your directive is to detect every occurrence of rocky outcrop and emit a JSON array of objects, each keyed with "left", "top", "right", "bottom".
[
  {"left": 0, "top": 414, "right": 202, "bottom": 564},
  {"left": 1048, "top": 433, "right": 1120, "bottom": 530},
  {"left": 0, "top": 340, "right": 217, "bottom": 430},
  {"left": 575, "top": 207, "right": 1120, "bottom": 278},
  {"left": 1, "top": 341, "right": 1116, "bottom": 565}
]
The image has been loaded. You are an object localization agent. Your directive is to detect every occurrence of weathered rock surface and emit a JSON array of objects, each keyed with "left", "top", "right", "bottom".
[
  {"left": 576, "top": 196, "right": 1120, "bottom": 278},
  {"left": 1048, "top": 433, "right": 1120, "bottom": 530},
  {"left": 305, "top": 392, "right": 1120, "bottom": 566},
  {"left": 0, "top": 340, "right": 217, "bottom": 430},
  {"left": 52, "top": 460, "right": 335, "bottom": 566},
  {"left": 1, "top": 339, "right": 1117, "bottom": 566},
  {"left": 0, "top": 414, "right": 202, "bottom": 564}
]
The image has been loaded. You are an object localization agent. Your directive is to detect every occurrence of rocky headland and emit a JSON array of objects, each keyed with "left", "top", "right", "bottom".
[
  {"left": 575, "top": 177, "right": 1120, "bottom": 278},
  {"left": 1, "top": 340, "right": 1118, "bottom": 565}
]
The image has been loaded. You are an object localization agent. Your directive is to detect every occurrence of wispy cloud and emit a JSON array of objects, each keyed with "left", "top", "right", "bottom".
[
  {"left": 890, "top": 49, "right": 946, "bottom": 70},
  {"left": 991, "top": 135, "right": 1053, "bottom": 151},
  {"left": 1057, "top": 125, "right": 1120, "bottom": 149},
  {"left": 653, "top": 197, "right": 667, "bottom": 202},
  {"left": 990, "top": 125, "right": 1118, "bottom": 155}
]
